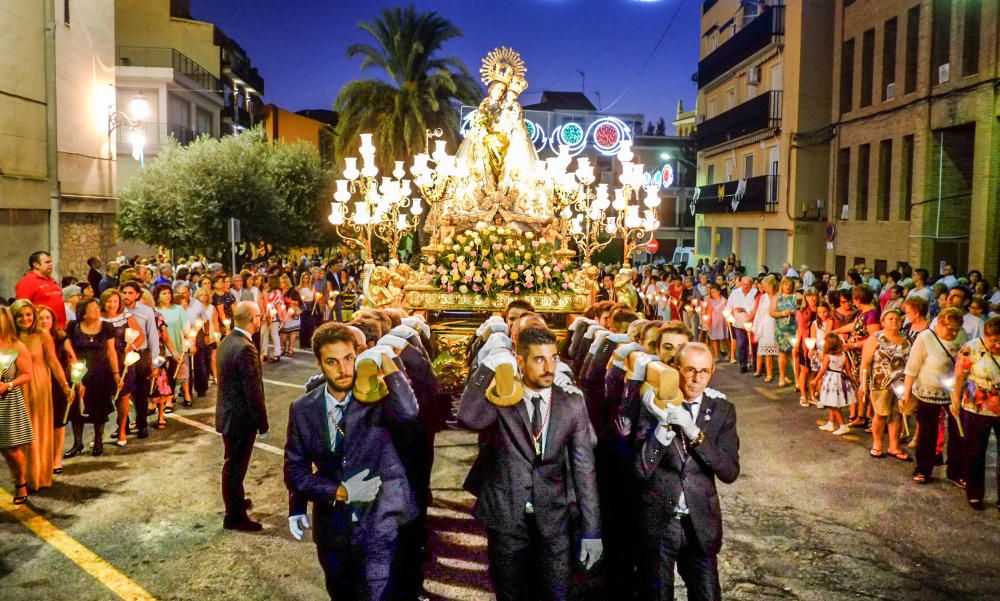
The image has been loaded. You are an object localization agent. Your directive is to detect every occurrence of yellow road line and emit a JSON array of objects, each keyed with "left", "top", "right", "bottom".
[{"left": 0, "top": 491, "right": 156, "bottom": 600}]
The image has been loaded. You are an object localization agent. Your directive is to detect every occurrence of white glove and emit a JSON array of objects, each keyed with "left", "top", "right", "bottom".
[
  {"left": 589, "top": 329, "right": 611, "bottom": 354},
  {"left": 401, "top": 317, "right": 430, "bottom": 339},
  {"left": 288, "top": 514, "right": 310, "bottom": 541},
  {"left": 666, "top": 404, "right": 700, "bottom": 439},
  {"left": 613, "top": 342, "right": 644, "bottom": 362},
  {"left": 258, "top": 430, "right": 270, "bottom": 440},
  {"left": 556, "top": 361, "right": 574, "bottom": 376},
  {"left": 480, "top": 348, "right": 517, "bottom": 373},
  {"left": 641, "top": 387, "right": 671, "bottom": 424},
  {"left": 607, "top": 333, "right": 632, "bottom": 345},
  {"left": 579, "top": 538, "right": 603, "bottom": 570},
  {"left": 584, "top": 324, "right": 603, "bottom": 340},
  {"left": 476, "top": 316, "right": 505, "bottom": 337},
  {"left": 388, "top": 325, "right": 418, "bottom": 341},
  {"left": 355, "top": 345, "right": 394, "bottom": 368},
  {"left": 477, "top": 334, "right": 513, "bottom": 365},
  {"left": 568, "top": 317, "right": 594, "bottom": 332},
  {"left": 630, "top": 353, "right": 657, "bottom": 381},
  {"left": 342, "top": 469, "right": 382, "bottom": 503},
  {"left": 554, "top": 370, "right": 582, "bottom": 396},
  {"left": 377, "top": 334, "right": 408, "bottom": 350}
]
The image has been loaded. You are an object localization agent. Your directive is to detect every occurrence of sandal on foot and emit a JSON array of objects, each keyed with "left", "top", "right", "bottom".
[
  {"left": 888, "top": 450, "right": 911, "bottom": 462},
  {"left": 912, "top": 473, "right": 928, "bottom": 484},
  {"left": 156, "top": 420, "right": 167, "bottom": 430},
  {"left": 12, "top": 482, "right": 28, "bottom": 505},
  {"left": 869, "top": 449, "right": 885, "bottom": 458}
]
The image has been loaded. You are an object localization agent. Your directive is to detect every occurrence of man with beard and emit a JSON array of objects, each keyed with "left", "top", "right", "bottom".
[
  {"left": 284, "top": 322, "right": 420, "bottom": 600},
  {"left": 459, "top": 325, "right": 602, "bottom": 601}
]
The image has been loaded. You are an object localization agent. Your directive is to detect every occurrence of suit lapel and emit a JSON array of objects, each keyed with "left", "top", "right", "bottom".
[
  {"left": 696, "top": 396, "right": 716, "bottom": 431},
  {"left": 542, "top": 388, "right": 565, "bottom": 461},
  {"left": 505, "top": 400, "right": 535, "bottom": 460}
]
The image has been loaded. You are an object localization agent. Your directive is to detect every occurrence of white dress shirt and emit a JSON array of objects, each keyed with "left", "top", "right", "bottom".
[
  {"left": 654, "top": 394, "right": 702, "bottom": 516},
  {"left": 726, "top": 287, "right": 757, "bottom": 327}
]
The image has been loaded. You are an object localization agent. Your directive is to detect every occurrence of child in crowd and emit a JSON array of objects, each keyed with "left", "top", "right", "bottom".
[{"left": 813, "top": 332, "right": 855, "bottom": 436}]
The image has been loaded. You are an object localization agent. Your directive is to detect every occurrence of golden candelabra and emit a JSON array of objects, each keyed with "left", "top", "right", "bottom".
[{"left": 329, "top": 135, "right": 423, "bottom": 262}]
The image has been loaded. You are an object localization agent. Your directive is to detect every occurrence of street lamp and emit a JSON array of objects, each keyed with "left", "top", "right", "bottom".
[{"left": 108, "top": 90, "right": 148, "bottom": 161}]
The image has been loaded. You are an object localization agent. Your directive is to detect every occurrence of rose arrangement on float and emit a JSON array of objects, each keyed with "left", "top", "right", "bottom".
[{"left": 423, "top": 225, "right": 572, "bottom": 296}]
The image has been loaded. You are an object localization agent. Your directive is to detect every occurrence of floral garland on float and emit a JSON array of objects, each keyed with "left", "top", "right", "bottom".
[{"left": 422, "top": 225, "right": 573, "bottom": 297}]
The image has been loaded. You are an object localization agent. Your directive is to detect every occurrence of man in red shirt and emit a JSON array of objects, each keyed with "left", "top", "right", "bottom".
[{"left": 15, "top": 251, "right": 67, "bottom": 327}]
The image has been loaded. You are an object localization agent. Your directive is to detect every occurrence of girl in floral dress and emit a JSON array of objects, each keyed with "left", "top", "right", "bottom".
[{"left": 813, "top": 333, "right": 856, "bottom": 436}]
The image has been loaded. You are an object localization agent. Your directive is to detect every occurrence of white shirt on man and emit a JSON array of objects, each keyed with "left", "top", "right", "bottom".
[{"left": 726, "top": 287, "right": 757, "bottom": 328}]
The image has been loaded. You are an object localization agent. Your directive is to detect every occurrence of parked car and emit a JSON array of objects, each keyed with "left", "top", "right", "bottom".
[{"left": 671, "top": 247, "right": 696, "bottom": 270}]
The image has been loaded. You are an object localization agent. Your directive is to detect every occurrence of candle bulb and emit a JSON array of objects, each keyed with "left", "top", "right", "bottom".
[{"left": 805, "top": 338, "right": 816, "bottom": 350}]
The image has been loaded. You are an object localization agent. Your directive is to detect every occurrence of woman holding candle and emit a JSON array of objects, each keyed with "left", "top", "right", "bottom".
[
  {"left": 903, "top": 308, "right": 967, "bottom": 485},
  {"left": 153, "top": 285, "right": 187, "bottom": 421},
  {"left": 835, "top": 285, "right": 882, "bottom": 428},
  {"left": 262, "top": 275, "right": 285, "bottom": 362},
  {"left": 36, "top": 306, "right": 75, "bottom": 473},
  {"left": 297, "top": 272, "right": 316, "bottom": 349},
  {"left": 859, "top": 308, "right": 911, "bottom": 460},
  {"left": 0, "top": 306, "right": 36, "bottom": 504},
  {"left": 705, "top": 284, "right": 728, "bottom": 361},
  {"left": 753, "top": 276, "right": 779, "bottom": 382},
  {"left": 278, "top": 274, "right": 301, "bottom": 356},
  {"left": 795, "top": 289, "right": 819, "bottom": 405},
  {"left": 100, "top": 288, "right": 145, "bottom": 446},
  {"left": 952, "top": 316, "right": 1000, "bottom": 510},
  {"left": 10, "top": 299, "right": 70, "bottom": 490},
  {"left": 65, "top": 298, "right": 119, "bottom": 457}
]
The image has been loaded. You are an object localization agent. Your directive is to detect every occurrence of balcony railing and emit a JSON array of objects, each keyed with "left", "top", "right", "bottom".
[
  {"left": 696, "top": 90, "right": 781, "bottom": 150},
  {"left": 222, "top": 104, "right": 254, "bottom": 129},
  {"left": 693, "top": 174, "right": 779, "bottom": 214},
  {"left": 698, "top": 3, "right": 785, "bottom": 88},
  {"left": 116, "top": 46, "right": 222, "bottom": 99},
  {"left": 167, "top": 123, "right": 197, "bottom": 145}
]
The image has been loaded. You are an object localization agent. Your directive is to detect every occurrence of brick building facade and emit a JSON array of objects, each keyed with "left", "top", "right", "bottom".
[{"left": 828, "top": 0, "right": 999, "bottom": 280}]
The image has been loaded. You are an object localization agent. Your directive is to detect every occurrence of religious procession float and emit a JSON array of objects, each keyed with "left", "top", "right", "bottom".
[{"left": 327, "top": 48, "right": 662, "bottom": 393}]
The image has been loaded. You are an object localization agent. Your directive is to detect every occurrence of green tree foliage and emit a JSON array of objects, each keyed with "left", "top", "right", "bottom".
[
  {"left": 118, "top": 128, "right": 332, "bottom": 258},
  {"left": 334, "top": 5, "right": 481, "bottom": 169}
]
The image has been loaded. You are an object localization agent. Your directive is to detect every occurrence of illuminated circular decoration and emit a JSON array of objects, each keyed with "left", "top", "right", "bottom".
[
  {"left": 661, "top": 164, "right": 674, "bottom": 189},
  {"left": 548, "top": 124, "right": 587, "bottom": 156},
  {"left": 593, "top": 122, "right": 620, "bottom": 150},
  {"left": 524, "top": 118, "right": 547, "bottom": 152},
  {"left": 584, "top": 116, "right": 632, "bottom": 156},
  {"left": 560, "top": 122, "right": 584, "bottom": 145}
]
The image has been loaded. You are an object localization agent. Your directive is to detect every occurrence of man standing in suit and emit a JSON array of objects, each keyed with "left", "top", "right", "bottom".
[
  {"left": 635, "top": 342, "right": 740, "bottom": 601},
  {"left": 216, "top": 301, "right": 268, "bottom": 531},
  {"left": 284, "top": 322, "right": 420, "bottom": 600},
  {"left": 459, "top": 325, "right": 603, "bottom": 601}
]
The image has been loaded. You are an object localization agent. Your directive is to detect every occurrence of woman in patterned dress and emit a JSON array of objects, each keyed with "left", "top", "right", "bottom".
[
  {"left": 771, "top": 277, "right": 799, "bottom": 388},
  {"left": 835, "top": 285, "right": 881, "bottom": 427},
  {"left": 0, "top": 306, "right": 35, "bottom": 504},
  {"left": 859, "top": 309, "right": 911, "bottom": 460},
  {"left": 10, "top": 299, "right": 70, "bottom": 491},
  {"left": 952, "top": 316, "right": 1000, "bottom": 510}
]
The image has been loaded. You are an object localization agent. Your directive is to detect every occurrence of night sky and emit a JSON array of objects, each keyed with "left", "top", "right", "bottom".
[{"left": 191, "top": 0, "right": 701, "bottom": 130}]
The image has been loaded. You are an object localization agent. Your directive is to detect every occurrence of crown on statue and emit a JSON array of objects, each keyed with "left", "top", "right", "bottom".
[{"left": 480, "top": 46, "right": 527, "bottom": 87}]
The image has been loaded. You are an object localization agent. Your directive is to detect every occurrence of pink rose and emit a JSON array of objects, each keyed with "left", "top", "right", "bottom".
[
  {"left": 472, "top": 285, "right": 480, "bottom": 292},
  {"left": 447, "top": 285, "right": 454, "bottom": 292},
  {"left": 482, "top": 261, "right": 490, "bottom": 269},
  {"left": 526, "top": 282, "right": 533, "bottom": 289}
]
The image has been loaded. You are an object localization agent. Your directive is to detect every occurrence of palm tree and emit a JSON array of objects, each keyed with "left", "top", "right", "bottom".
[{"left": 334, "top": 5, "right": 481, "bottom": 169}]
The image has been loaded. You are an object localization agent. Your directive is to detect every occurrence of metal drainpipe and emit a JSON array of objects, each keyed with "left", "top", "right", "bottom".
[
  {"left": 935, "top": 129, "right": 943, "bottom": 239},
  {"left": 44, "top": 0, "right": 60, "bottom": 276}
]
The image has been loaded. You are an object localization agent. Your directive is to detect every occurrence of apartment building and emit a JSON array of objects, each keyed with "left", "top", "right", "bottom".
[
  {"left": 693, "top": 0, "right": 835, "bottom": 273},
  {"left": 829, "top": 0, "right": 999, "bottom": 280}
]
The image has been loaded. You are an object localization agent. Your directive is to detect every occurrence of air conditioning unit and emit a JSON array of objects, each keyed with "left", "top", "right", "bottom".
[
  {"left": 747, "top": 66, "right": 761, "bottom": 85},
  {"left": 938, "top": 63, "right": 950, "bottom": 84},
  {"left": 885, "top": 82, "right": 896, "bottom": 100}
]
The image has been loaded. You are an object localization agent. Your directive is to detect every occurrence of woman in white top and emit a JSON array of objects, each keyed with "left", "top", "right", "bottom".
[
  {"left": 903, "top": 308, "right": 968, "bottom": 485},
  {"left": 753, "top": 276, "right": 778, "bottom": 382}
]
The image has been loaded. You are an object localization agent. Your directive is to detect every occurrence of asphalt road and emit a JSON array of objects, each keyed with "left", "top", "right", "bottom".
[{"left": 1, "top": 351, "right": 998, "bottom": 601}]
